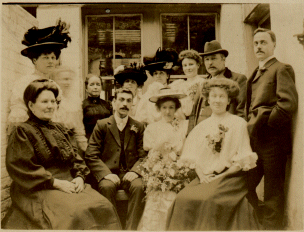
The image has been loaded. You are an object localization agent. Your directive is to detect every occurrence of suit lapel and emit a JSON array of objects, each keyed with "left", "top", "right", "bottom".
[
  {"left": 124, "top": 118, "right": 132, "bottom": 151},
  {"left": 252, "top": 58, "right": 277, "bottom": 83},
  {"left": 108, "top": 116, "right": 121, "bottom": 146}
]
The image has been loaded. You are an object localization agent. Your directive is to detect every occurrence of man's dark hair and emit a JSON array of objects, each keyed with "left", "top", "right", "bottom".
[
  {"left": 114, "top": 88, "right": 134, "bottom": 100},
  {"left": 253, "top": 28, "right": 276, "bottom": 43}
]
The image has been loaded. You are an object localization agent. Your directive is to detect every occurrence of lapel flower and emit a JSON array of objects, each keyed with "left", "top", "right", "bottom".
[{"left": 130, "top": 124, "right": 139, "bottom": 133}]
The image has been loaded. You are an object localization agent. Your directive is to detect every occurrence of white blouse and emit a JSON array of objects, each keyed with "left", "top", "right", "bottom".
[{"left": 181, "top": 112, "right": 257, "bottom": 175}]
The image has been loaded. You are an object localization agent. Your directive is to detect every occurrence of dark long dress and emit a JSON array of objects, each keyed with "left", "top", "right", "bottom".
[
  {"left": 82, "top": 96, "right": 112, "bottom": 139},
  {"left": 4, "top": 115, "right": 121, "bottom": 230}
]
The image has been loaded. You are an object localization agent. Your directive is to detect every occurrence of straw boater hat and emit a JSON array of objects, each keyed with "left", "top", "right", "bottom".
[
  {"left": 149, "top": 87, "right": 186, "bottom": 103},
  {"left": 143, "top": 48, "right": 178, "bottom": 73},
  {"left": 114, "top": 63, "right": 148, "bottom": 86},
  {"left": 199, "top": 40, "right": 229, "bottom": 57},
  {"left": 21, "top": 18, "right": 71, "bottom": 57}
]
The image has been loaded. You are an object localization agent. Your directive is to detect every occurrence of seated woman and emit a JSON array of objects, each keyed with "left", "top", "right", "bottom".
[
  {"left": 52, "top": 66, "right": 87, "bottom": 153},
  {"left": 138, "top": 88, "right": 191, "bottom": 231},
  {"left": 4, "top": 79, "right": 121, "bottom": 230},
  {"left": 166, "top": 78, "right": 261, "bottom": 230},
  {"left": 82, "top": 74, "right": 112, "bottom": 139}
]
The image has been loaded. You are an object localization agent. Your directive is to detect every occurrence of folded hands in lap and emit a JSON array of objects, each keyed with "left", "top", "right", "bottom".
[{"left": 53, "top": 177, "right": 84, "bottom": 194}]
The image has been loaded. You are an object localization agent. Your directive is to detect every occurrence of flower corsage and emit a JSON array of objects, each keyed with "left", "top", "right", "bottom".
[
  {"left": 130, "top": 125, "right": 139, "bottom": 133},
  {"left": 206, "top": 124, "right": 229, "bottom": 154}
]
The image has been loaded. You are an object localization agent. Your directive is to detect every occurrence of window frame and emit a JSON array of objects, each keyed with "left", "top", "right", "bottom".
[
  {"left": 84, "top": 14, "right": 143, "bottom": 80},
  {"left": 160, "top": 13, "right": 219, "bottom": 51}
]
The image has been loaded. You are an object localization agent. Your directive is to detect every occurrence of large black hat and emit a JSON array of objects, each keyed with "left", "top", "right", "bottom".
[
  {"left": 114, "top": 63, "right": 148, "bottom": 86},
  {"left": 21, "top": 18, "right": 71, "bottom": 57},
  {"left": 143, "top": 48, "right": 178, "bottom": 73}
]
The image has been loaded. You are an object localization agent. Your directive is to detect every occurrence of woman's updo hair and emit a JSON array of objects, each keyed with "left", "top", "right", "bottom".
[
  {"left": 155, "top": 97, "right": 182, "bottom": 111},
  {"left": 201, "top": 78, "right": 240, "bottom": 100},
  {"left": 23, "top": 79, "right": 60, "bottom": 113},
  {"left": 84, "top": 74, "right": 103, "bottom": 88},
  {"left": 178, "top": 49, "right": 202, "bottom": 65}
]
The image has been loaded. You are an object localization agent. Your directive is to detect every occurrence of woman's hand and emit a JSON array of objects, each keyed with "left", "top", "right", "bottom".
[
  {"left": 199, "top": 173, "right": 216, "bottom": 184},
  {"left": 53, "top": 179, "right": 76, "bottom": 194},
  {"left": 72, "top": 177, "right": 85, "bottom": 193}
]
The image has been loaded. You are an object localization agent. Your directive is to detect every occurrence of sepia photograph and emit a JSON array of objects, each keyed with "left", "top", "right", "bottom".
[{"left": 1, "top": 0, "right": 303, "bottom": 230}]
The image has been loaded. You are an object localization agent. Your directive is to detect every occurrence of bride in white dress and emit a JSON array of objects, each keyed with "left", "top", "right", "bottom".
[{"left": 137, "top": 88, "right": 193, "bottom": 231}]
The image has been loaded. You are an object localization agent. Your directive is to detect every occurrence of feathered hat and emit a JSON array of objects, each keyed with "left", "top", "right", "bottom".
[
  {"left": 143, "top": 48, "right": 178, "bottom": 73},
  {"left": 21, "top": 18, "right": 71, "bottom": 57},
  {"left": 114, "top": 62, "right": 148, "bottom": 86}
]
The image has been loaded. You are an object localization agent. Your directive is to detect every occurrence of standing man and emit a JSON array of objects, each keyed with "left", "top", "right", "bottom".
[
  {"left": 85, "top": 88, "right": 146, "bottom": 230},
  {"left": 246, "top": 28, "right": 298, "bottom": 230},
  {"left": 188, "top": 40, "right": 247, "bottom": 133}
]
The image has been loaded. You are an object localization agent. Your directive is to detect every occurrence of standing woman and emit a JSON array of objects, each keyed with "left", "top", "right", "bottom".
[
  {"left": 52, "top": 66, "right": 87, "bottom": 153},
  {"left": 166, "top": 78, "right": 260, "bottom": 230},
  {"left": 8, "top": 19, "right": 71, "bottom": 126},
  {"left": 135, "top": 48, "right": 179, "bottom": 125},
  {"left": 82, "top": 74, "right": 112, "bottom": 139},
  {"left": 114, "top": 64, "right": 147, "bottom": 117},
  {"left": 170, "top": 49, "right": 206, "bottom": 119}
]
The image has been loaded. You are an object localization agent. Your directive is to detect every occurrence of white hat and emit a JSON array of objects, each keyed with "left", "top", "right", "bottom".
[{"left": 149, "top": 87, "right": 186, "bottom": 103}]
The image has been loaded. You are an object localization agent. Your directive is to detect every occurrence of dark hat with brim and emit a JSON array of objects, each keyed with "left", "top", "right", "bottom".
[
  {"left": 114, "top": 66, "right": 148, "bottom": 86},
  {"left": 21, "top": 42, "right": 65, "bottom": 57},
  {"left": 21, "top": 19, "right": 71, "bottom": 58},
  {"left": 144, "top": 48, "right": 178, "bottom": 73},
  {"left": 199, "top": 40, "right": 229, "bottom": 57},
  {"left": 149, "top": 87, "right": 186, "bottom": 103}
]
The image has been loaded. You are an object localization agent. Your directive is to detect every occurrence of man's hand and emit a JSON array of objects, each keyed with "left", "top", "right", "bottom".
[
  {"left": 104, "top": 174, "right": 121, "bottom": 185},
  {"left": 71, "top": 177, "right": 85, "bottom": 193},
  {"left": 122, "top": 172, "right": 139, "bottom": 183}
]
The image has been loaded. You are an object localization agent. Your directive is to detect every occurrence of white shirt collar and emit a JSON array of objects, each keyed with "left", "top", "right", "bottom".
[
  {"left": 114, "top": 112, "right": 128, "bottom": 131},
  {"left": 259, "top": 55, "right": 275, "bottom": 69}
]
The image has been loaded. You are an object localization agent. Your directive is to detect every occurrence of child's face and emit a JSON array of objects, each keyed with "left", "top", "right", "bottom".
[{"left": 86, "top": 76, "right": 102, "bottom": 97}]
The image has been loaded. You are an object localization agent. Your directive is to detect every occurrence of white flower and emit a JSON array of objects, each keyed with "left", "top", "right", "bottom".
[
  {"left": 130, "top": 125, "right": 138, "bottom": 133},
  {"left": 114, "top": 65, "right": 125, "bottom": 75},
  {"left": 168, "top": 152, "right": 177, "bottom": 161},
  {"left": 163, "top": 62, "right": 173, "bottom": 69}
]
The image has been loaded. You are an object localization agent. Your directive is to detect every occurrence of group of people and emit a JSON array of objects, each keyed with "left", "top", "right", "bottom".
[{"left": 4, "top": 19, "right": 298, "bottom": 231}]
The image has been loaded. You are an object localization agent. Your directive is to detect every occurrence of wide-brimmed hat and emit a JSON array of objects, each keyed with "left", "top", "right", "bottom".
[
  {"left": 149, "top": 87, "right": 186, "bottom": 103},
  {"left": 199, "top": 40, "right": 229, "bottom": 57},
  {"left": 21, "top": 18, "right": 71, "bottom": 57},
  {"left": 114, "top": 63, "right": 148, "bottom": 86},
  {"left": 144, "top": 48, "right": 178, "bottom": 73}
]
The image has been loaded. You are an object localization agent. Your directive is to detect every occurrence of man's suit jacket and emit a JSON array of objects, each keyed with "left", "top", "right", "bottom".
[
  {"left": 246, "top": 58, "right": 298, "bottom": 138},
  {"left": 188, "top": 67, "right": 247, "bottom": 133},
  {"left": 85, "top": 115, "right": 146, "bottom": 183}
]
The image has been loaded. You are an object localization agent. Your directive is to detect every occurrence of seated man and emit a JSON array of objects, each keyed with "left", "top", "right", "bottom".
[{"left": 85, "top": 88, "right": 146, "bottom": 230}]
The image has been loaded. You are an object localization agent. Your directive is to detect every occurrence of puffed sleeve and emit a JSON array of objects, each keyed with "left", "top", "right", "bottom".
[
  {"left": 231, "top": 119, "right": 258, "bottom": 171},
  {"left": 6, "top": 125, "right": 54, "bottom": 190},
  {"left": 143, "top": 123, "right": 156, "bottom": 151}
]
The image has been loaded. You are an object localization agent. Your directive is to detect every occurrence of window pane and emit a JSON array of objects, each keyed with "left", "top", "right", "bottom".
[
  {"left": 189, "top": 15, "right": 216, "bottom": 53},
  {"left": 88, "top": 16, "right": 113, "bottom": 76},
  {"left": 162, "top": 15, "right": 187, "bottom": 53},
  {"left": 114, "top": 16, "right": 141, "bottom": 69}
]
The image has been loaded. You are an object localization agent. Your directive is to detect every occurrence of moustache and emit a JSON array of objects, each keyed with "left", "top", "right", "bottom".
[
  {"left": 256, "top": 49, "right": 264, "bottom": 54},
  {"left": 120, "top": 107, "right": 129, "bottom": 111}
]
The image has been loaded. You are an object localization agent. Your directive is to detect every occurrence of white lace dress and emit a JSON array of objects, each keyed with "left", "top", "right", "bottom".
[{"left": 138, "top": 119, "right": 188, "bottom": 231}]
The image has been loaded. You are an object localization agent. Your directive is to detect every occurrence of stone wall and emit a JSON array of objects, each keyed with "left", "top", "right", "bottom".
[{"left": 1, "top": 5, "right": 38, "bottom": 220}]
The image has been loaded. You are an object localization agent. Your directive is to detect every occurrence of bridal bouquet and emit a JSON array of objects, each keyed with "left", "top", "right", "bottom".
[{"left": 139, "top": 143, "right": 196, "bottom": 195}]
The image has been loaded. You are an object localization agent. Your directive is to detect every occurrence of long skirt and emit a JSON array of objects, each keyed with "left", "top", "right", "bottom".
[
  {"left": 166, "top": 171, "right": 261, "bottom": 231},
  {"left": 4, "top": 183, "right": 122, "bottom": 230},
  {"left": 138, "top": 190, "right": 177, "bottom": 231}
]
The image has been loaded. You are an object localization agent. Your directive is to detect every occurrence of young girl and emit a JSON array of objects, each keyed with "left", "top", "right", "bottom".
[{"left": 82, "top": 74, "right": 112, "bottom": 139}]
